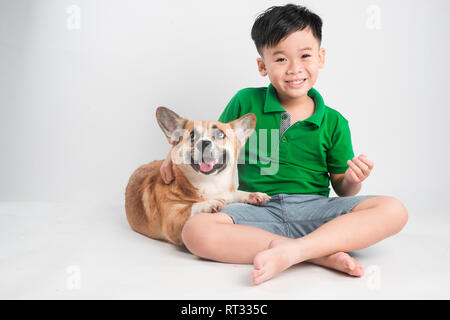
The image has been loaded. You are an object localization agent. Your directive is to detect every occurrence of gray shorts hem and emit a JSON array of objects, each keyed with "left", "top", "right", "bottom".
[{"left": 221, "top": 194, "right": 377, "bottom": 238}]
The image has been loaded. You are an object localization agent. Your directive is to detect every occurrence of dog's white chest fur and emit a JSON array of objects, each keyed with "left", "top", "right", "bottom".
[{"left": 186, "top": 168, "right": 232, "bottom": 199}]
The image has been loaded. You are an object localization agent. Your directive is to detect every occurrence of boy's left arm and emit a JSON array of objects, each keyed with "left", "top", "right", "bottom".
[{"left": 330, "top": 154, "right": 374, "bottom": 197}]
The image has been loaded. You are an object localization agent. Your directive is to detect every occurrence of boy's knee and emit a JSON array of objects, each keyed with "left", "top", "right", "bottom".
[
  {"left": 181, "top": 212, "right": 225, "bottom": 257},
  {"left": 395, "top": 199, "right": 408, "bottom": 230},
  {"left": 379, "top": 196, "right": 409, "bottom": 231}
]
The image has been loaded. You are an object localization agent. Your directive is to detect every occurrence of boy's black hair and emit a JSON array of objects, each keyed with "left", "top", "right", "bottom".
[{"left": 251, "top": 4, "right": 322, "bottom": 56}]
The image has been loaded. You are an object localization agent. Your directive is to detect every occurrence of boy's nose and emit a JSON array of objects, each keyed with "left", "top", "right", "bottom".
[{"left": 287, "top": 60, "right": 304, "bottom": 74}]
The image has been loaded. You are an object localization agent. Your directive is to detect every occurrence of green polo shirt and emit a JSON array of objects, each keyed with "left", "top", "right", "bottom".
[{"left": 218, "top": 83, "right": 354, "bottom": 197}]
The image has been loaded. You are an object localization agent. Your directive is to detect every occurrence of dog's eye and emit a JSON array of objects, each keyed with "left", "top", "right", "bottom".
[
  {"left": 190, "top": 131, "right": 195, "bottom": 142},
  {"left": 215, "top": 130, "right": 226, "bottom": 139}
]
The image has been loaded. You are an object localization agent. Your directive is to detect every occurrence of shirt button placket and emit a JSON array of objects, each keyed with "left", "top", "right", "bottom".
[{"left": 280, "top": 112, "right": 291, "bottom": 142}]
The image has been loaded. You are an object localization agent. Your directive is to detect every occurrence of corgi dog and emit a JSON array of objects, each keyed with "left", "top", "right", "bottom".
[{"left": 125, "top": 107, "right": 270, "bottom": 245}]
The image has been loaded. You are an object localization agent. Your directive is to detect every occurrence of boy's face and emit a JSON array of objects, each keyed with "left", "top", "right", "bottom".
[{"left": 257, "top": 28, "right": 325, "bottom": 102}]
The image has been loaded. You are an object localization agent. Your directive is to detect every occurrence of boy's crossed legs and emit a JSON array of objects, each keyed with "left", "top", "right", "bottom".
[
  {"left": 182, "top": 212, "right": 365, "bottom": 281},
  {"left": 181, "top": 195, "right": 408, "bottom": 285}
]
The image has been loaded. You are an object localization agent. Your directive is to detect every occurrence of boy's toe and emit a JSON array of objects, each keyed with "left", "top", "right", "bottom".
[{"left": 252, "top": 268, "right": 265, "bottom": 278}]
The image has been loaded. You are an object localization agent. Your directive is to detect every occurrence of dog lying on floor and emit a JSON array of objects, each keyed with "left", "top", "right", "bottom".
[{"left": 125, "top": 106, "right": 271, "bottom": 245}]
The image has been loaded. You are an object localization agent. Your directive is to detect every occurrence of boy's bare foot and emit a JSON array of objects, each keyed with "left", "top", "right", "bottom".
[
  {"left": 309, "top": 251, "right": 364, "bottom": 277},
  {"left": 252, "top": 239, "right": 364, "bottom": 285},
  {"left": 252, "top": 239, "right": 298, "bottom": 285}
]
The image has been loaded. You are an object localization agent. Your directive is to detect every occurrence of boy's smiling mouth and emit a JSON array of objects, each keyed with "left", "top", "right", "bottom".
[{"left": 285, "top": 78, "right": 307, "bottom": 88}]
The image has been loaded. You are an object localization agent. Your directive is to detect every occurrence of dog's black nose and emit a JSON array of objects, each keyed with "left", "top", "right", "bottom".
[{"left": 196, "top": 140, "right": 212, "bottom": 152}]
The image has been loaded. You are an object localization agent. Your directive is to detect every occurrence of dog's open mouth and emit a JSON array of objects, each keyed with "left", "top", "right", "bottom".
[
  {"left": 190, "top": 153, "right": 227, "bottom": 175},
  {"left": 199, "top": 160, "right": 216, "bottom": 173}
]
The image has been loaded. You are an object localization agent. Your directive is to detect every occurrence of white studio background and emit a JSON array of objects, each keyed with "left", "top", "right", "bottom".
[{"left": 0, "top": 0, "right": 449, "bottom": 216}]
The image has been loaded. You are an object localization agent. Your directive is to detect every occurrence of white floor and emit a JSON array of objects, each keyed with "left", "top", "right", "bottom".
[{"left": 0, "top": 201, "right": 449, "bottom": 300}]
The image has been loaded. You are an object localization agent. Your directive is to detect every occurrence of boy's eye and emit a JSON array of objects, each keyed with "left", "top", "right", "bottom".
[{"left": 276, "top": 55, "right": 309, "bottom": 62}]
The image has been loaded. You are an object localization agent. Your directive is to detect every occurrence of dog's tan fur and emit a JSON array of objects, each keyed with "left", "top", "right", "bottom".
[
  {"left": 125, "top": 107, "right": 270, "bottom": 245},
  {"left": 125, "top": 159, "right": 203, "bottom": 244}
]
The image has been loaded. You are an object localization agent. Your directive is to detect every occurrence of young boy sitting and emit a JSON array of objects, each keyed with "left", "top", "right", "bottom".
[{"left": 160, "top": 4, "right": 408, "bottom": 285}]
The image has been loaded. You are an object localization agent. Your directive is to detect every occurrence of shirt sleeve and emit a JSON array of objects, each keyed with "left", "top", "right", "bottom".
[
  {"left": 326, "top": 118, "right": 355, "bottom": 174},
  {"left": 218, "top": 91, "right": 242, "bottom": 123}
]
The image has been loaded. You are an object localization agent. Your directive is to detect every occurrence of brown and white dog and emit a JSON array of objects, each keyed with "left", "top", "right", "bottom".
[{"left": 125, "top": 107, "right": 271, "bottom": 245}]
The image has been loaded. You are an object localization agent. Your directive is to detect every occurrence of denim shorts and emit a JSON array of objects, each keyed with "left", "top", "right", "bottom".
[{"left": 221, "top": 193, "right": 376, "bottom": 239}]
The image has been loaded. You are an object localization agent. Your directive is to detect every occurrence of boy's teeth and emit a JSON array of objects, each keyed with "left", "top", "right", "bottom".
[{"left": 288, "top": 79, "right": 305, "bottom": 83}]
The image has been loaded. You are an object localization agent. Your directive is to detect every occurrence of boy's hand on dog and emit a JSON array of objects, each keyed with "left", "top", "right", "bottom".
[{"left": 160, "top": 151, "right": 175, "bottom": 184}]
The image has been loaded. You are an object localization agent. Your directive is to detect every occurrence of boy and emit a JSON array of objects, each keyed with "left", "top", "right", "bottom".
[{"left": 160, "top": 4, "right": 408, "bottom": 285}]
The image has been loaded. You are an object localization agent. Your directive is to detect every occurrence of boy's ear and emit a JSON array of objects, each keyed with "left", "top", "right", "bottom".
[
  {"left": 256, "top": 57, "right": 268, "bottom": 76},
  {"left": 156, "top": 106, "right": 187, "bottom": 145},
  {"left": 318, "top": 47, "right": 326, "bottom": 69},
  {"left": 228, "top": 113, "right": 256, "bottom": 148}
]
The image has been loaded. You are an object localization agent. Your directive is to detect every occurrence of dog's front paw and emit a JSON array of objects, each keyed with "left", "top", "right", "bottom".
[
  {"left": 191, "top": 199, "right": 225, "bottom": 215},
  {"left": 246, "top": 192, "right": 271, "bottom": 206}
]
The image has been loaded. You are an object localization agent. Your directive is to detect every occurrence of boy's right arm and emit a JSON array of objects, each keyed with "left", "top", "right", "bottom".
[{"left": 160, "top": 148, "right": 174, "bottom": 184}]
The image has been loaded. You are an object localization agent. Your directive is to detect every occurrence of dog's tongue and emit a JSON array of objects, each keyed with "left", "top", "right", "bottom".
[{"left": 200, "top": 160, "right": 215, "bottom": 173}]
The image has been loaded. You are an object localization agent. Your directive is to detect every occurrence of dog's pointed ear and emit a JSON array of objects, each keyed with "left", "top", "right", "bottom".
[
  {"left": 228, "top": 113, "right": 256, "bottom": 148},
  {"left": 156, "top": 107, "right": 187, "bottom": 145}
]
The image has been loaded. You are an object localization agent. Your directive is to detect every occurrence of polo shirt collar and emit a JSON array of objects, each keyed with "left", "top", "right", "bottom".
[{"left": 263, "top": 83, "right": 326, "bottom": 128}]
